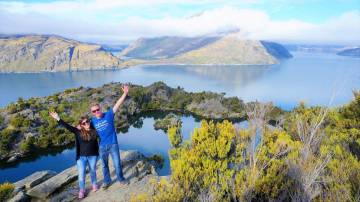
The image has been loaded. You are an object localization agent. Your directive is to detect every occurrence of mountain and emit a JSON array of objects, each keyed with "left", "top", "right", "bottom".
[
  {"left": 337, "top": 47, "right": 360, "bottom": 57},
  {"left": 0, "top": 35, "right": 122, "bottom": 72},
  {"left": 119, "top": 36, "right": 220, "bottom": 59},
  {"left": 120, "top": 34, "right": 292, "bottom": 65}
]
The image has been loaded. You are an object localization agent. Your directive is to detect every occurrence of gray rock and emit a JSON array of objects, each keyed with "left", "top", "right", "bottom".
[
  {"left": 7, "top": 191, "right": 29, "bottom": 202},
  {"left": 120, "top": 150, "right": 145, "bottom": 162},
  {"left": 13, "top": 170, "right": 56, "bottom": 193},
  {"left": 23, "top": 132, "right": 36, "bottom": 139},
  {"left": 6, "top": 153, "right": 22, "bottom": 163},
  {"left": 27, "top": 166, "right": 78, "bottom": 199},
  {"left": 19, "top": 109, "right": 34, "bottom": 120}
]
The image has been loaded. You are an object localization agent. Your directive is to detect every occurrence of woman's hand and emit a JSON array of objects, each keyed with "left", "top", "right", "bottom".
[{"left": 49, "top": 111, "right": 60, "bottom": 121}]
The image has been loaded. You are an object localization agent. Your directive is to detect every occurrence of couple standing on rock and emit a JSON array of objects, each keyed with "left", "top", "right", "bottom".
[{"left": 49, "top": 85, "right": 130, "bottom": 199}]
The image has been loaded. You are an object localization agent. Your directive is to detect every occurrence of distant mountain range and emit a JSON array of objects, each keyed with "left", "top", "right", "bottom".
[
  {"left": 0, "top": 34, "right": 293, "bottom": 72},
  {"left": 337, "top": 47, "right": 360, "bottom": 57},
  {"left": 0, "top": 35, "right": 122, "bottom": 72}
]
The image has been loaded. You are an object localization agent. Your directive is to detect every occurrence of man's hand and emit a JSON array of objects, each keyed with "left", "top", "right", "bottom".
[
  {"left": 49, "top": 111, "right": 60, "bottom": 121},
  {"left": 121, "top": 85, "right": 129, "bottom": 95},
  {"left": 113, "top": 84, "right": 130, "bottom": 113}
]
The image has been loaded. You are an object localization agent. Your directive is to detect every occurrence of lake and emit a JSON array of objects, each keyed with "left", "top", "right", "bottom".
[{"left": 0, "top": 51, "right": 359, "bottom": 183}]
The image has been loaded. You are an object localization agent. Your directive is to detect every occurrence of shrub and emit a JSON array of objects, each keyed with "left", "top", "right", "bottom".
[
  {"left": 0, "top": 115, "right": 4, "bottom": 126},
  {"left": 0, "top": 129, "right": 16, "bottom": 154},
  {"left": 17, "top": 97, "right": 29, "bottom": 110},
  {"left": 9, "top": 115, "right": 30, "bottom": 128},
  {"left": 36, "top": 135, "right": 52, "bottom": 148},
  {"left": 0, "top": 182, "right": 14, "bottom": 202},
  {"left": 6, "top": 103, "right": 18, "bottom": 114},
  {"left": 147, "top": 154, "right": 164, "bottom": 169},
  {"left": 167, "top": 126, "right": 182, "bottom": 148},
  {"left": 19, "top": 136, "right": 35, "bottom": 153}
]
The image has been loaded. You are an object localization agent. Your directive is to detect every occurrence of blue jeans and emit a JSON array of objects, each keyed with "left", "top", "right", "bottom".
[
  {"left": 76, "top": 156, "right": 98, "bottom": 190},
  {"left": 99, "top": 144, "right": 125, "bottom": 185}
]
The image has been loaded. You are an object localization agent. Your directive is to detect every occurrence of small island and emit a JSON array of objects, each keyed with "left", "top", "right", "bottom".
[
  {"left": 154, "top": 113, "right": 182, "bottom": 132},
  {"left": 337, "top": 47, "right": 360, "bottom": 57}
]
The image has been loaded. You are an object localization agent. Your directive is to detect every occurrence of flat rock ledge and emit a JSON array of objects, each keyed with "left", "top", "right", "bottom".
[{"left": 7, "top": 150, "right": 160, "bottom": 202}]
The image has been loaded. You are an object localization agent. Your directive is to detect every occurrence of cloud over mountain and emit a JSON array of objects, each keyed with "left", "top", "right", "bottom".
[{"left": 0, "top": 1, "right": 359, "bottom": 44}]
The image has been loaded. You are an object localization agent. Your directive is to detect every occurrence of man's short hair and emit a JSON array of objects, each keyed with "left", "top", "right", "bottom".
[{"left": 90, "top": 102, "right": 100, "bottom": 108}]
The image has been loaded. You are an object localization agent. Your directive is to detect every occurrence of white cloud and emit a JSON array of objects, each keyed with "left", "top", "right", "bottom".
[{"left": 0, "top": 1, "right": 359, "bottom": 45}]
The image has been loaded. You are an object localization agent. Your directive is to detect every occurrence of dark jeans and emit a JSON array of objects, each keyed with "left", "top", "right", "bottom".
[{"left": 99, "top": 144, "right": 125, "bottom": 185}]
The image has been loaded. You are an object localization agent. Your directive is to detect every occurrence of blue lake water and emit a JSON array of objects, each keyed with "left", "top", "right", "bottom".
[
  {"left": 1, "top": 52, "right": 359, "bottom": 109},
  {"left": 0, "top": 51, "right": 359, "bottom": 183}
]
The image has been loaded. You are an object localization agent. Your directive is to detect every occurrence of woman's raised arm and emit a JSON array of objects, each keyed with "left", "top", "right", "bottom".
[{"left": 49, "top": 111, "right": 78, "bottom": 133}]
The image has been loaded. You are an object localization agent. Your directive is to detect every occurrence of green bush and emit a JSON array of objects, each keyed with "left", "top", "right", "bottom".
[
  {"left": 169, "top": 91, "right": 192, "bottom": 109},
  {"left": 17, "top": 97, "right": 29, "bottom": 110},
  {"left": 0, "top": 129, "right": 16, "bottom": 154},
  {"left": 19, "top": 136, "right": 35, "bottom": 153},
  {"left": 0, "top": 115, "right": 4, "bottom": 126},
  {"left": 222, "top": 97, "right": 244, "bottom": 113},
  {"left": 9, "top": 115, "right": 30, "bottom": 128},
  {"left": 6, "top": 103, "right": 18, "bottom": 114},
  {"left": 167, "top": 126, "right": 182, "bottom": 148},
  {"left": 0, "top": 182, "right": 14, "bottom": 202},
  {"left": 147, "top": 154, "right": 164, "bottom": 168},
  {"left": 36, "top": 135, "right": 52, "bottom": 148}
]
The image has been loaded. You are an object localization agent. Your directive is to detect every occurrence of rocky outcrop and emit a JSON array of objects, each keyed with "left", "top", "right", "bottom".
[
  {"left": 0, "top": 35, "right": 122, "bottom": 72},
  {"left": 154, "top": 113, "right": 182, "bottom": 131},
  {"left": 7, "top": 191, "right": 29, "bottom": 202},
  {"left": 13, "top": 170, "right": 57, "bottom": 194},
  {"left": 26, "top": 166, "right": 78, "bottom": 199},
  {"left": 7, "top": 150, "right": 159, "bottom": 202}
]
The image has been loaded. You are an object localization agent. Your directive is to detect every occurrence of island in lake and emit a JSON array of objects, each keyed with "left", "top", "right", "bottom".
[{"left": 337, "top": 47, "right": 360, "bottom": 57}]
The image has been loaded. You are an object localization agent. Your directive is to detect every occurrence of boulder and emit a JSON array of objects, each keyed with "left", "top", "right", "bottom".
[
  {"left": 13, "top": 170, "right": 56, "bottom": 194},
  {"left": 7, "top": 191, "right": 29, "bottom": 202},
  {"left": 6, "top": 153, "right": 23, "bottom": 163},
  {"left": 27, "top": 166, "right": 77, "bottom": 199}
]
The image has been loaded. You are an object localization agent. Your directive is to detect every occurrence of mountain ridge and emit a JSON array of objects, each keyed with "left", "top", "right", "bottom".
[
  {"left": 0, "top": 34, "right": 293, "bottom": 72},
  {"left": 0, "top": 35, "right": 123, "bottom": 72}
]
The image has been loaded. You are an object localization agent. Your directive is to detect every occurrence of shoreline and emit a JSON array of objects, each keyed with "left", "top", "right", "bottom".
[{"left": 0, "top": 62, "right": 278, "bottom": 74}]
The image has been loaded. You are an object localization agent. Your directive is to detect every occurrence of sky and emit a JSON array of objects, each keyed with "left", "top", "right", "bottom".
[{"left": 0, "top": 0, "right": 359, "bottom": 45}]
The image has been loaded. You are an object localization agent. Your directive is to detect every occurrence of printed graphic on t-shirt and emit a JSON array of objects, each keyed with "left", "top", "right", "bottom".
[{"left": 94, "top": 120, "right": 109, "bottom": 132}]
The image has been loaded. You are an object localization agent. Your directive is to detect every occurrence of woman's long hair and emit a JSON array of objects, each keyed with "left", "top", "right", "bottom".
[{"left": 78, "top": 116, "right": 97, "bottom": 141}]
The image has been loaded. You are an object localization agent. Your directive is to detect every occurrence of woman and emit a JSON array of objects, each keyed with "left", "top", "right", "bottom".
[{"left": 49, "top": 112, "right": 99, "bottom": 199}]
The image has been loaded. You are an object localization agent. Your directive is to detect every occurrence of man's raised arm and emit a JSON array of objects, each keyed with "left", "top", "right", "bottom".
[{"left": 113, "top": 85, "right": 129, "bottom": 113}]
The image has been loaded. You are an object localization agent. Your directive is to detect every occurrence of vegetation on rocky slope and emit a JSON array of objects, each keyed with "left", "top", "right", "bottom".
[
  {"left": 132, "top": 92, "right": 360, "bottom": 201},
  {"left": 0, "top": 82, "right": 269, "bottom": 163}
]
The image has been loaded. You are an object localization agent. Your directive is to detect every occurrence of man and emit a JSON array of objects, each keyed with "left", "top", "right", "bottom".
[{"left": 90, "top": 85, "right": 129, "bottom": 188}]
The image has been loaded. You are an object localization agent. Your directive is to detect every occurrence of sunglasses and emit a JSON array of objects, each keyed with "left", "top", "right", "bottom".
[
  {"left": 81, "top": 119, "right": 90, "bottom": 125},
  {"left": 91, "top": 108, "right": 100, "bottom": 113}
]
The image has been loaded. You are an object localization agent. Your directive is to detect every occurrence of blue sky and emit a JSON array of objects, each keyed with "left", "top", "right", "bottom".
[{"left": 0, "top": 0, "right": 359, "bottom": 44}]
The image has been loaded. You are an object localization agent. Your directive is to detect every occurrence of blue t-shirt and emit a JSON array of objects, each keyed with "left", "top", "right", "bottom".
[{"left": 91, "top": 110, "right": 118, "bottom": 146}]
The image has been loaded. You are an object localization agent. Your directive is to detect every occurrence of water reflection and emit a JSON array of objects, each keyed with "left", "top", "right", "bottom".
[{"left": 1, "top": 52, "right": 359, "bottom": 110}]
